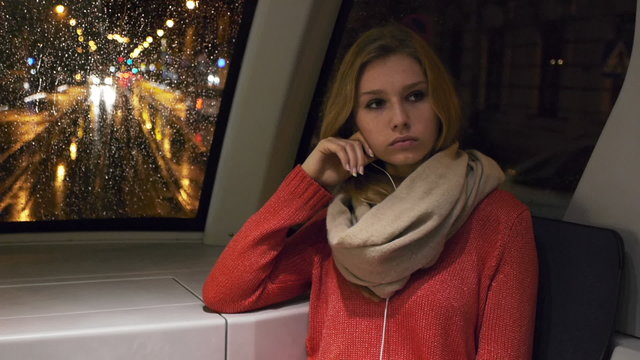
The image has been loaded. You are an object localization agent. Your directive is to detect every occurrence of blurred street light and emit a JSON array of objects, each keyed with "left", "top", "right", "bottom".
[
  {"left": 54, "top": 5, "right": 66, "bottom": 15},
  {"left": 186, "top": 1, "right": 197, "bottom": 10},
  {"left": 166, "top": 19, "right": 175, "bottom": 28}
]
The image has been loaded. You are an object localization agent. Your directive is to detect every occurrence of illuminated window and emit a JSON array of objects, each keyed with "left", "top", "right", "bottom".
[
  {"left": 0, "top": 1, "right": 256, "bottom": 231},
  {"left": 538, "top": 21, "right": 564, "bottom": 117}
]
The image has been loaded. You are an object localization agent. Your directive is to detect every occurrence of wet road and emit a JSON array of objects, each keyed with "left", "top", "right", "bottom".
[{"left": 0, "top": 81, "right": 216, "bottom": 222}]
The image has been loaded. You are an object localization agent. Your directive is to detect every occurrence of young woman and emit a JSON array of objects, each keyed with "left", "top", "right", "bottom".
[{"left": 203, "top": 24, "right": 538, "bottom": 359}]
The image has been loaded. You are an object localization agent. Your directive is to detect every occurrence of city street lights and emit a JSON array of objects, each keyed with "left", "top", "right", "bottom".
[
  {"left": 186, "top": 1, "right": 198, "bottom": 10},
  {"left": 54, "top": 5, "right": 66, "bottom": 16}
]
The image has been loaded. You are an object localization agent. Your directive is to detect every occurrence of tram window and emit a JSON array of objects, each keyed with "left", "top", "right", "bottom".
[
  {"left": 0, "top": 1, "right": 255, "bottom": 232},
  {"left": 298, "top": 0, "right": 636, "bottom": 220}
]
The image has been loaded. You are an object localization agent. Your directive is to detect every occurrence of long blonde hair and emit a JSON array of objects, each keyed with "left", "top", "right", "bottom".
[{"left": 320, "top": 24, "right": 462, "bottom": 203}]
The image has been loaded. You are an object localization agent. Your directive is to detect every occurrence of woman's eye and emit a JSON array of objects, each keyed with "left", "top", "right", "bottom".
[
  {"left": 407, "top": 90, "right": 426, "bottom": 102},
  {"left": 365, "top": 99, "right": 385, "bottom": 109}
]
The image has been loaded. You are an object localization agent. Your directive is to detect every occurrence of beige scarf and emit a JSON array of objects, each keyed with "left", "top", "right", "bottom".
[{"left": 326, "top": 143, "right": 505, "bottom": 299}]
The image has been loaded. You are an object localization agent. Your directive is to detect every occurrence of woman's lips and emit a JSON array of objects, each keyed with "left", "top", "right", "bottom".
[{"left": 389, "top": 136, "right": 418, "bottom": 148}]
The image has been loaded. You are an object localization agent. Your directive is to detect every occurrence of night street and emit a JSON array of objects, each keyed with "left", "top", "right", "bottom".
[
  {"left": 0, "top": 1, "right": 243, "bottom": 224},
  {"left": 0, "top": 80, "right": 215, "bottom": 222}
]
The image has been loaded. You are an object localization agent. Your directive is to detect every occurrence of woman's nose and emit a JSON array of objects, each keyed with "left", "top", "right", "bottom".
[{"left": 390, "top": 102, "right": 410, "bottom": 130}]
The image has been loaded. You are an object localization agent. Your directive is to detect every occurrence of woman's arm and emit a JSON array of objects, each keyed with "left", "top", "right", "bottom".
[
  {"left": 476, "top": 209, "right": 539, "bottom": 360},
  {"left": 202, "top": 166, "right": 334, "bottom": 313}
]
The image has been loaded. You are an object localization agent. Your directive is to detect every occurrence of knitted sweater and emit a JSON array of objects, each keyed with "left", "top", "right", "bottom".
[{"left": 203, "top": 165, "right": 538, "bottom": 359}]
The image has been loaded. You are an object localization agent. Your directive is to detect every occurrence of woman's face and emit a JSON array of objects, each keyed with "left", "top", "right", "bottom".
[{"left": 355, "top": 54, "right": 439, "bottom": 178}]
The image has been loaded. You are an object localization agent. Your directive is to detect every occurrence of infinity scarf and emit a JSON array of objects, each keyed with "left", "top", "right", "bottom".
[{"left": 326, "top": 143, "right": 505, "bottom": 299}]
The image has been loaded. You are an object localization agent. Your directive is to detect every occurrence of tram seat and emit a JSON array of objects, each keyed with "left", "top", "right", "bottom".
[{"left": 532, "top": 217, "right": 624, "bottom": 360}]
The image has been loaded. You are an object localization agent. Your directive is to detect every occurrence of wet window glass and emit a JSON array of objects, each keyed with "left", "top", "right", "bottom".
[
  {"left": 300, "top": 0, "right": 636, "bottom": 219},
  {"left": 0, "top": 0, "right": 253, "bottom": 230}
]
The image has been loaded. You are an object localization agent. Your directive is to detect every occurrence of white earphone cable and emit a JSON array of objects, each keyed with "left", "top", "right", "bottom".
[
  {"left": 379, "top": 297, "right": 390, "bottom": 360},
  {"left": 369, "top": 162, "right": 396, "bottom": 360},
  {"left": 371, "top": 163, "right": 396, "bottom": 191}
]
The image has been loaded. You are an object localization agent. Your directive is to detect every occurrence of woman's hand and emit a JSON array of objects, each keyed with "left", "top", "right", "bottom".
[{"left": 301, "top": 132, "right": 375, "bottom": 188}]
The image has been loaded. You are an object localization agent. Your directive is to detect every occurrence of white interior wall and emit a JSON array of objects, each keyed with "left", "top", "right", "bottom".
[{"left": 203, "top": 0, "right": 342, "bottom": 245}]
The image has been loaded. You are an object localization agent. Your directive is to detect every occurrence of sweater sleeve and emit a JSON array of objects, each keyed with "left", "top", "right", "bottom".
[
  {"left": 202, "top": 166, "right": 334, "bottom": 313},
  {"left": 476, "top": 209, "right": 538, "bottom": 360}
]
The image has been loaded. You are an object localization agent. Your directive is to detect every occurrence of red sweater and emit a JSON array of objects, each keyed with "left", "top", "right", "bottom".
[{"left": 203, "top": 166, "right": 538, "bottom": 359}]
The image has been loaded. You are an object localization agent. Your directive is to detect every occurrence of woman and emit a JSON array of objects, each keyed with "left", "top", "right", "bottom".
[{"left": 203, "top": 24, "right": 538, "bottom": 359}]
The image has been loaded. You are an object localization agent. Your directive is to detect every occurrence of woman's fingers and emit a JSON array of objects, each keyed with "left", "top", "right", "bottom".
[
  {"left": 350, "top": 132, "right": 375, "bottom": 159},
  {"left": 318, "top": 138, "right": 353, "bottom": 175},
  {"left": 350, "top": 132, "right": 376, "bottom": 175},
  {"left": 329, "top": 137, "right": 373, "bottom": 176},
  {"left": 301, "top": 135, "right": 376, "bottom": 188},
  {"left": 343, "top": 141, "right": 361, "bottom": 176}
]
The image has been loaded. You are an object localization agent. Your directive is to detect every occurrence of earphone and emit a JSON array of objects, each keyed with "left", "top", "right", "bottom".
[
  {"left": 370, "top": 162, "right": 397, "bottom": 192},
  {"left": 368, "top": 162, "right": 396, "bottom": 360},
  {"left": 380, "top": 297, "right": 390, "bottom": 360}
]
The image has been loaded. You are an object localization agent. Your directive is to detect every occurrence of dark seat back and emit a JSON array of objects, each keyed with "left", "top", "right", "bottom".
[{"left": 532, "top": 217, "right": 624, "bottom": 360}]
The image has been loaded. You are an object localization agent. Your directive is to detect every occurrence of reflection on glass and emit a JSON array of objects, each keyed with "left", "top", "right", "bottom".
[
  {"left": 0, "top": 0, "right": 248, "bottom": 223},
  {"left": 69, "top": 141, "right": 78, "bottom": 161},
  {"left": 55, "top": 163, "right": 67, "bottom": 215}
]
